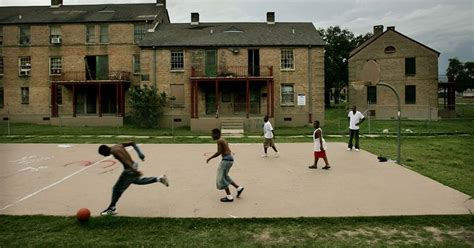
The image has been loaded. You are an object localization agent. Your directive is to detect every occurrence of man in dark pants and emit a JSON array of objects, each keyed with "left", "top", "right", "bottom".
[
  {"left": 98, "top": 142, "right": 169, "bottom": 216},
  {"left": 347, "top": 106, "right": 365, "bottom": 152}
]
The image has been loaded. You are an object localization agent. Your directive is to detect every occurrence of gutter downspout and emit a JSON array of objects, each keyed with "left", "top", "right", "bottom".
[
  {"left": 308, "top": 45, "right": 313, "bottom": 123},
  {"left": 153, "top": 46, "right": 157, "bottom": 86}
]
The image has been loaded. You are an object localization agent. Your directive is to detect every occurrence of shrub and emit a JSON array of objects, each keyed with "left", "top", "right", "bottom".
[{"left": 128, "top": 85, "right": 168, "bottom": 128}]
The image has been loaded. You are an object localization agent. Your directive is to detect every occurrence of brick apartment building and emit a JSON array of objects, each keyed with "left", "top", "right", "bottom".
[
  {"left": 0, "top": 0, "right": 169, "bottom": 126},
  {"left": 348, "top": 25, "right": 439, "bottom": 120},
  {"left": 140, "top": 12, "right": 325, "bottom": 132}
]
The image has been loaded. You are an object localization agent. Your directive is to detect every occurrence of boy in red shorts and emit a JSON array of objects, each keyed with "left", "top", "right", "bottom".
[{"left": 309, "top": 120, "right": 330, "bottom": 170}]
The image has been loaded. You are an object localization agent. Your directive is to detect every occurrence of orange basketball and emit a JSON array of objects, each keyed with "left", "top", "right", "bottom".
[{"left": 76, "top": 208, "right": 91, "bottom": 222}]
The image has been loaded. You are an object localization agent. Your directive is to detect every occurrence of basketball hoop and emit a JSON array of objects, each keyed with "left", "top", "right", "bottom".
[
  {"left": 360, "top": 60, "right": 381, "bottom": 86},
  {"left": 351, "top": 81, "right": 368, "bottom": 91}
]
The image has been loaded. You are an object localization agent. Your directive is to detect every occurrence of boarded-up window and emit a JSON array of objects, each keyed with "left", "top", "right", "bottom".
[
  {"left": 170, "top": 84, "right": 185, "bottom": 107},
  {"left": 405, "top": 85, "right": 416, "bottom": 104},
  {"left": 367, "top": 86, "right": 377, "bottom": 104},
  {"left": 405, "top": 57, "right": 416, "bottom": 75},
  {"left": 21, "top": 87, "right": 29, "bottom": 104}
]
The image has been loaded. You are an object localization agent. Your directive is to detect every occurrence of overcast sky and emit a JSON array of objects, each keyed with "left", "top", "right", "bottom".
[{"left": 1, "top": 0, "right": 473, "bottom": 75}]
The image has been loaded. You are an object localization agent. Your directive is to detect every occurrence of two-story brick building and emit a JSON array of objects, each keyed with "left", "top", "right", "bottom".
[
  {"left": 140, "top": 12, "right": 325, "bottom": 132},
  {"left": 0, "top": 0, "right": 169, "bottom": 126},
  {"left": 348, "top": 25, "right": 439, "bottom": 120}
]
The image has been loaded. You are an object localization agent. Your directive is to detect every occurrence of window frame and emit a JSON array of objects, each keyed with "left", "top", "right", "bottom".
[
  {"left": 0, "top": 26, "right": 3, "bottom": 46},
  {"left": 99, "top": 24, "right": 109, "bottom": 44},
  {"left": 132, "top": 54, "right": 140, "bottom": 75},
  {"left": 0, "top": 56, "right": 4, "bottom": 75},
  {"left": 405, "top": 57, "right": 416, "bottom": 75},
  {"left": 19, "top": 25, "right": 31, "bottom": 46},
  {"left": 280, "top": 83, "right": 295, "bottom": 106},
  {"left": 49, "top": 57, "right": 62, "bottom": 75},
  {"left": 134, "top": 23, "right": 147, "bottom": 44},
  {"left": 170, "top": 50, "right": 185, "bottom": 72},
  {"left": 0, "top": 87, "right": 4, "bottom": 108},
  {"left": 49, "top": 25, "right": 62, "bottom": 45},
  {"left": 85, "top": 25, "right": 95, "bottom": 44},
  {"left": 18, "top": 57, "right": 31, "bottom": 76},
  {"left": 405, "top": 85, "right": 416, "bottom": 104},
  {"left": 21, "top": 87, "right": 29, "bottom": 104},
  {"left": 280, "top": 49, "right": 295, "bottom": 71}
]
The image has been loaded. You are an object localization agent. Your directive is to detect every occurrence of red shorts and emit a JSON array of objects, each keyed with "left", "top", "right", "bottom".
[{"left": 314, "top": 151, "right": 326, "bottom": 158}]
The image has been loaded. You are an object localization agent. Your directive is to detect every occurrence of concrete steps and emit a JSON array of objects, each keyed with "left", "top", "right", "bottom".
[{"left": 221, "top": 119, "right": 244, "bottom": 136}]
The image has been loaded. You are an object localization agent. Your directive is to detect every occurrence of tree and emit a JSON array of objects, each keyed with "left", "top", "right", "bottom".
[
  {"left": 446, "top": 58, "right": 474, "bottom": 93},
  {"left": 128, "top": 85, "right": 168, "bottom": 128},
  {"left": 318, "top": 26, "right": 372, "bottom": 106}
]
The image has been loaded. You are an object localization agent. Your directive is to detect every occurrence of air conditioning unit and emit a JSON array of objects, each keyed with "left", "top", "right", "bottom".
[
  {"left": 20, "top": 68, "right": 31, "bottom": 76},
  {"left": 51, "top": 36, "right": 62, "bottom": 44},
  {"left": 51, "top": 69, "right": 61, "bottom": 75}
]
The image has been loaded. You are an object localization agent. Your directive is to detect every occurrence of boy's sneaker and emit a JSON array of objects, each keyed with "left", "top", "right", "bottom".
[
  {"left": 275, "top": 152, "right": 280, "bottom": 158},
  {"left": 355, "top": 149, "right": 360, "bottom": 152},
  {"left": 347, "top": 148, "right": 352, "bottom": 151},
  {"left": 260, "top": 154, "right": 268, "bottom": 158},
  {"left": 159, "top": 175, "right": 169, "bottom": 187},
  {"left": 237, "top": 187, "right": 244, "bottom": 198},
  {"left": 220, "top": 197, "right": 234, "bottom": 202},
  {"left": 100, "top": 207, "right": 117, "bottom": 216}
]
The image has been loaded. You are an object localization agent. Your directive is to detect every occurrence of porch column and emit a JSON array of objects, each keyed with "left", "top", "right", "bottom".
[
  {"left": 98, "top": 83, "right": 102, "bottom": 117},
  {"left": 215, "top": 80, "right": 219, "bottom": 117},
  {"left": 270, "top": 80, "right": 274, "bottom": 118},
  {"left": 51, "top": 84, "right": 58, "bottom": 117},
  {"left": 115, "top": 83, "right": 120, "bottom": 117},
  {"left": 120, "top": 83, "right": 125, "bottom": 117},
  {"left": 191, "top": 80, "right": 195, "bottom": 118},
  {"left": 246, "top": 79, "right": 250, "bottom": 118},
  {"left": 72, "top": 84, "right": 76, "bottom": 117},
  {"left": 266, "top": 80, "right": 270, "bottom": 116}
]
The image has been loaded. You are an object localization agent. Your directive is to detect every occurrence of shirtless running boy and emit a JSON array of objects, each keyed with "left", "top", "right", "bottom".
[
  {"left": 98, "top": 142, "right": 169, "bottom": 216},
  {"left": 206, "top": 128, "right": 244, "bottom": 202}
]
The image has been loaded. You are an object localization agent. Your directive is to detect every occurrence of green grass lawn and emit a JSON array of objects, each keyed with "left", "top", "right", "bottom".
[{"left": 0, "top": 215, "right": 472, "bottom": 247}]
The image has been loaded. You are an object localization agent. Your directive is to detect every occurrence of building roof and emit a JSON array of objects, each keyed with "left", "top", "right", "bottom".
[
  {"left": 140, "top": 22, "right": 325, "bottom": 47},
  {"left": 0, "top": 4, "right": 167, "bottom": 24},
  {"left": 349, "top": 28, "right": 440, "bottom": 58}
]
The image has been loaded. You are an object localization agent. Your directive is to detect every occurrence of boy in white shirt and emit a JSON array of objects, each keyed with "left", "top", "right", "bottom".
[
  {"left": 347, "top": 105, "right": 365, "bottom": 152},
  {"left": 261, "top": 115, "right": 279, "bottom": 158}
]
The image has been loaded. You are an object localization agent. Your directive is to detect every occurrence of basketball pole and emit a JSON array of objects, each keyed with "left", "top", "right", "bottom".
[{"left": 377, "top": 82, "right": 401, "bottom": 164}]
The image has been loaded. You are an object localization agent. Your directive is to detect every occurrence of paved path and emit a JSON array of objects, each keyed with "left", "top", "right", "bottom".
[{"left": 0, "top": 143, "right": 472, "bottom": 217}]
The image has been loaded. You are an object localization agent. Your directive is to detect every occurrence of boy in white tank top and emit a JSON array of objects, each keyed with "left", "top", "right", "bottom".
[{"left": 309, "top": 120, "right": 330, "bottom": 170}]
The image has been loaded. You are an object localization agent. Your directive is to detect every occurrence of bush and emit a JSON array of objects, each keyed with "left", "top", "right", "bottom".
[{"left": 128, "top": 85, "right": 168, "bottom": 128}]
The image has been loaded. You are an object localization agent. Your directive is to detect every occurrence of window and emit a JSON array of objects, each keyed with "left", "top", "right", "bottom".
[
  {"left": 56, "top": 85, "right": 62, "bottom": 105},
  {"left": 50, "top": 25, "right": 61, "bottom": 44},
  {"left": 0, "top": 87, "right": 4, "bottom": 108},
  {"left": 19, "top": 25, "right": 31, "bottom": 46},
  {"left": 281, "top": 49, "right": 295, "bottom": 70},
  {"left": 50, "top": 57, "right": 62, "bottom": 75},
  {"left": 171, "top": 50, "right": 184, "bottom": 71},
  {"left": 133, "top": 54, "right": 140, "bottom": 74},
  {"left": 281, "top": 84, "right": 295, "bottom": 105},
  {"left": 405, "top": 57, "right": 416, "bottom": 75},
  {"left": 384, "top": 46, "right": 396, "bottom": 53},
  {"left": 21, "top": 87, "right": 29, "bottom": 104},
  {"left": 170, "top": 84, "right": 185, "bottom": 107},
  {"left": 367, "top": 86, "right": 377, "bottom": 104},
  {"left": 405, "top": 85, "right": 416, "bottom": 104},
  {"left": 100, "top": 24, "right": 108, "bottom": 43},
  {"left": 134, "top": 24, "right": 147, "bottom": 43},
  {"left": 19, "top": 57, "right": 31, "bottom": 76},
  {"left": 86, "top": 25, "right": 95, "bottom": 43},
  {"left": 0, "top": 26, "right": 3, "bottom": 45},
  {"left": 0, "top": 57, "right": 3, "bottom": 75}
]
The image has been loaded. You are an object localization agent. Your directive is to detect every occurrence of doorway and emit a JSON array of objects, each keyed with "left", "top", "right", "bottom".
[
  {"left": 248, "top": 49, "right": 260, "bottom": 76},
  {"left": 205, "top": 50, "right": 217, "bottom": 77},
  {"left": 85, "top": 55, "right": 109, "bottom": 80}
]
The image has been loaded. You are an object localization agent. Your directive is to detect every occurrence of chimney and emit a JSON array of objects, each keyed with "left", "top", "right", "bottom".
[
  {"left": 266, "top": 12, "right": 275, "bottom": 24},
  {"left": 50, "top": 0, "right": 63, "bottom": 7},
  {"left": 156, "top": 0, "right": 166, "bottom": 8},
  {"left": 191, "top": 12, "right": 199, "bottom": 25},
  {"left": 387, "top": 26, "right": 395, "bottom": 31},
  {"left": 373, "top": 25, "right": 384, "bottom": 36}
]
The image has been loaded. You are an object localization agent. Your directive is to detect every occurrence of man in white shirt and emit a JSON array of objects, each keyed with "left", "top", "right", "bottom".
[
  {"left": 262, "top": 115, "right": 279, "bottom": 157},
  {"left": 347, "top": 105, "right": 365, "bottom": 152}
]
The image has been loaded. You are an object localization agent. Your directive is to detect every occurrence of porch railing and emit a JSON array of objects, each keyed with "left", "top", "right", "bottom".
[
  {"left": 191, "top": 65, "right": 273, "bottom": 78},
  {"left": 51, "top": 71, "right": 131, "bottom": 82}
]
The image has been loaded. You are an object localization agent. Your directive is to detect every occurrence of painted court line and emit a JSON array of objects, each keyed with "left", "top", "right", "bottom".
[{"left": 0, "top": 155, "right": 113, "bottom": 212}]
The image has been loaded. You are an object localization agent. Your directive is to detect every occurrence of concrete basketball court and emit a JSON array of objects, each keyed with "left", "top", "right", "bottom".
[{"left": 0, "top": 143, "right": 472, "bottom": 218}]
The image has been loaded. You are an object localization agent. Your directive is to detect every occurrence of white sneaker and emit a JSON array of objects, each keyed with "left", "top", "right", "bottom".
[
  {"left": 355, "top": 149, "right": 360, "bottom": 152},
  {"left": 347, "top": 148, "right": 352, "bottom": 151},
  {"left": 159, "top": 175, "right": 169, "bottom": 187},
  {"left": 261, "top": 154, "right": 268, "bottom": 158},
  {"left": 275, "top": 152, "right": 280, "bottom": 158},
  {"left": 100, "top": 207, "right": 117, "bottom": 216}
]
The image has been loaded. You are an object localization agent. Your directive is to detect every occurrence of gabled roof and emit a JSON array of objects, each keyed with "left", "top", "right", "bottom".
[
  {"left": 349, "top": 29, "right": 440, "bottom": 58},
  {"left": 0, "top": 4, "right": 168, "bottom": 24},
  {"left": 140, "top": 22, "right": 325, "bottom": 47}
]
